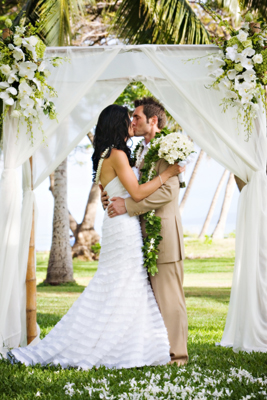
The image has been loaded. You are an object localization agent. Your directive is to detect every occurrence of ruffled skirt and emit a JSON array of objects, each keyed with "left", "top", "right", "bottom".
[{"left": 11, "top": 212, "right": 170, "bottom": 369}]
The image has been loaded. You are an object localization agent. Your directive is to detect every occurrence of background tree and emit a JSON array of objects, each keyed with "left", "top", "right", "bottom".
[{"left": 199, "top": 169, "right": 228, "bottom": 239}]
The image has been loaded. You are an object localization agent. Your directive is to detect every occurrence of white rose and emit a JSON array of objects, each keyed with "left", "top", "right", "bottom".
[
  {"left": 252, "top": 54, "right": 263, "bottom": 64},
  {"left": 236, "top": 30, "right": 248, "bottom": 42},
  {"left": 11, "top": 110, "right": 21, "bottom": 118},
  {"left": 0, "top": 64, "right": 11, "bottom": 75}
]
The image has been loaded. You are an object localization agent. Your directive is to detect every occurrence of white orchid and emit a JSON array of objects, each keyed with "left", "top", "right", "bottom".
[
  {"left": 12, "top": 47, "right": 25, "bottom": 61},
  {"left": 241, "top": 93, "right": 253, "bottom": 103},
  {"left": 21, "top": 39, "right": 37, "bottom": 62},
  {"left": 0, "top": 64, "right": 11, "bottom": 75},
  {"left": 242, "top": 70, "right": 256, "bottom": 82},
  {"left": 7, "top": 69, "right": 19, "bottom": 84},
  {"left": 235, "top": 53, "right": 245, "bottom": 63},
  {"left": 237, "top": 29, "right": 248, "bottom": 42},
  {"left": 242, "top": 47, "right": 255, "bottom": 57},
  {"left": 210, "top": 68, "right": 224, "bottom": 78},
  {"left": 23, "top": 107, "right": 37, "bottom": 118},
  {"left": 226, "top": 45, "right": 238, "bottom": 61},
  {"left": 20, "top": 96, "right": 35, "bottom": 109},
  {"left": 19, "top": 81, "right": 33, "bottom": 97},
  {"left": 0, "top": 82, "right": 10, "bottom": 89},
  {"left": 251, "top": 102, "right": 259, "bottom": 111},
  {"left": 219, "top": 77, "right": 231, "bottom": 90},
  {"left": 241, "top": 57, "right": 254, "bottom": 70},
  {"left": 18, "top": 61, "right": 37, "bottom": 80},
  {"left": 38, "top": 61, "right": 46, "bottom": 72},
  {"left": 225, "top": 90, "right": 238, "bottom": 99},
  {"left": 6, "top": 87, "right": 17, "bottom": 96},
  {"left": 252, "top": 54, "right": 263, "bottom": 64},
  {"left": 227, "top": 69, "right": 238, "bottom": 80},
  {"left": 0, "top": 91, "right": 15, "bottom": 105}
]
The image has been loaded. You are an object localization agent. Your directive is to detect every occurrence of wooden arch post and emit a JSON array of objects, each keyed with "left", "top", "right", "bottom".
[{"left": 26, "top": 156, "right": 37, "bottom": 344}]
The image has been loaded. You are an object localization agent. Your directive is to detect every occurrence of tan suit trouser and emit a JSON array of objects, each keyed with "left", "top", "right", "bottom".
[{"left": 150, "top": 260, "right": 188, "bottom": 364}]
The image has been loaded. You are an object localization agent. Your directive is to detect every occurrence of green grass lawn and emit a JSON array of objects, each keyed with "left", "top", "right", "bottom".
[{"left": 1, "top": 239, "right": 267, "bottom": 399}]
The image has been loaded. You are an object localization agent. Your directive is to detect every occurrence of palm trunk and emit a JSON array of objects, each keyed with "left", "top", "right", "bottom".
[
  {"left": 212, "top": 172, "right": 236, "bottom": 239},
  {"left": 179, "top": 149, "right": 204, "bottom": 215},
  {"left": 199, "top": 169, "right": 228, "bottom": 239},
  {"left": 46, "top": 158, "right": 74, "bottom": 285},
  {"left": 72, "top": 183, "right": 100, "bottom": 260}
]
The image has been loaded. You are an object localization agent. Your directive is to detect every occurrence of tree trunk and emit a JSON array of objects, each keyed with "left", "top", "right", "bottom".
[
  {"left": 72, "top": 183, "right": 100, "bottom": 260},
  {"left": 179, "top": 149, "right": 204, "bottom": 215},
  {"left": 199, "top": 169, "right": 228, "bottom": 239},
  {"left": 46, "top": 158, "right": 74, "bottom": 285},
  {"left": 234, "top": 175, "right": 246, "bottom": 192},
  {"left": 212, "top": 172, "right": 236, "bottom": 239}
]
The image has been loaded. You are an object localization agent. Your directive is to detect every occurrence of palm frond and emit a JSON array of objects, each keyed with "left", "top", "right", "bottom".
[
  {"left": 14, "top": 0, "right": 85, "bottom": 46},
  {"left": 239, "top": 0, "right": 267, "bottom": 18},
  {"left": 113, "top": 0, "right": 210, "bottom": 44}
]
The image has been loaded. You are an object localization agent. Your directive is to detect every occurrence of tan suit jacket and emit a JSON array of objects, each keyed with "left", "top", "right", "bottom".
[{"left": 125, "top": 159, "right": 185, "bottom": 264}]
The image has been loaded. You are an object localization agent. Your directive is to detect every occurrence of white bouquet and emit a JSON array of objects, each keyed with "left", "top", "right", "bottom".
[{"left": 151, "top": 132, "right": 195, "bottom": 187}]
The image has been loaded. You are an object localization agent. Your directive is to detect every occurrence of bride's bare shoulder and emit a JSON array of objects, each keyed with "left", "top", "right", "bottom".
[{"left": 110, "top": 148, "right": 128, "bottom": 161}]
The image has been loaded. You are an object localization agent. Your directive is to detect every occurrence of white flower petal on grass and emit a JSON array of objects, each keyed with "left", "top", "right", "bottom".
[
  {"left": 227, "top": 69, "right": 238, "bottom": 80},
  {"left": 237, "top": 29, "right": 248, "bottom": 42},
  {"left": 252, "top": 53, "right": 263, "bottom": 64}
]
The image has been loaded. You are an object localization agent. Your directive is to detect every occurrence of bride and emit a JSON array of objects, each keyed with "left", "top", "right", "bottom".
[{"left": 9, "top": 104, "right": 182, "bottom": 370}]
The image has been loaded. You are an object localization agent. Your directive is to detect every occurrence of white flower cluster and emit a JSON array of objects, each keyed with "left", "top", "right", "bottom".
[
  {"left": 206, "top": 21, "right": 267, "bottom": 139},
  {"left": 61, "top": 366, "right": 267, "bottom": 399},
  {"left": 152, "top": 132, "right": 195, "bottom": 165},
  {"left": 0, "top": 24, "right": 61, "bottom": 141}
]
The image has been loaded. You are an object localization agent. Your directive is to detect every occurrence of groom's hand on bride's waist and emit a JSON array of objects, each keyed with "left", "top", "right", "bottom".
[
  {"left": 108, "top": 197, "right": 126, "bottom": 218},
  {"left": 99, "top": 185, "right": 109, "bottom": 210}
]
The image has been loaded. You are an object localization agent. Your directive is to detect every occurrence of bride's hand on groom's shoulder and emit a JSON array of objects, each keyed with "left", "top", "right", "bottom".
[
  {"left": 108, "top": 197, "right": 126, "bottom": 218},
  {"left": 99, "top": 184, "right": 109, "bottom": 210}
]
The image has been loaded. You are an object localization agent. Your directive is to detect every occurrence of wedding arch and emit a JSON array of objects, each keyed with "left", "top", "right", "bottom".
[{"left": 0, "top": 45, "right": 266, "bottom": 355}]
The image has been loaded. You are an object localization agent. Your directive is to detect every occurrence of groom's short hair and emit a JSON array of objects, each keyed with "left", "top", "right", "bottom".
[{"left": 134, "top": 97, "right": 167, "bottom": 129}]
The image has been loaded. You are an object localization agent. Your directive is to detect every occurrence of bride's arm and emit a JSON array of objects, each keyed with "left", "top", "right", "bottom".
[{"left": 111, "top": 149, "right": 179, "bottom": 203}]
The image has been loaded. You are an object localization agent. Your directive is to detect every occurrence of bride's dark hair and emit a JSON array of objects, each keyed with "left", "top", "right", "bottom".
[{"left": 92, "top": 104, "right": 133, "bottom": 182}]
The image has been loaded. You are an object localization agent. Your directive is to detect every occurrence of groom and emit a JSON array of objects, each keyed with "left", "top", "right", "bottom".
[{"left": 101, "top": 97, "right": 188, "bottom": 365}]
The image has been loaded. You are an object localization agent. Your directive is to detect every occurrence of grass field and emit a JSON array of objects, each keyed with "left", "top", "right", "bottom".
[{"left": 1, "top": 238, "right": 267, "bottom": 399}]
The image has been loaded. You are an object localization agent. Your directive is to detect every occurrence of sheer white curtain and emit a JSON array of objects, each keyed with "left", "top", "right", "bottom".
[
  {"left": 142, "top": 46, "right": 267, "bottom": 352},
  {"left": 0, "top": 47, "right": 120, "bottom": 353}
]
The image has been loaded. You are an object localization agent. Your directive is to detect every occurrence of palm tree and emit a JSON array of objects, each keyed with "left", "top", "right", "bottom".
[
  {"left": 14, "top": 0, "right": 85, "bottom": 46},
  {"left": 112, "top": 0, "right": 267, "bottom": 46},
  {"left": 212, "top": 172, "right": 236, "bottom": 239},
  {"left": 199, "top": 169, "right": 228, "bottom": 239},
  {"left": 179, "top": 149, "right": 204, "bottom": 215}
]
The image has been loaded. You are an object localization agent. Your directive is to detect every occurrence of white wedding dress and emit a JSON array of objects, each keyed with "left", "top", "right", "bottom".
[{"left": 10, "top": 175, "right": 170, "bottom": 369}]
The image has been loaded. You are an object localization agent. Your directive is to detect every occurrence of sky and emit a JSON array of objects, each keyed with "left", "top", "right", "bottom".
[{"left": 34, "top": 138, "right": 239, "bottom": 251}]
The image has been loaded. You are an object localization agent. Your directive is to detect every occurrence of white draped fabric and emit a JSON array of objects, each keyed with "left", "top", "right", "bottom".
[{"left": 0, "top": 45, "right": 266, "bottom": 355}]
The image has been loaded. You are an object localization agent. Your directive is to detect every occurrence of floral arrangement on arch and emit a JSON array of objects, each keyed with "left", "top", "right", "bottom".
[
  {"left": 0, "top": 18, "right": 63, "bottom": 143},
  {"left": 206, "top": 13, "right": 267, "bottom": 140}
]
